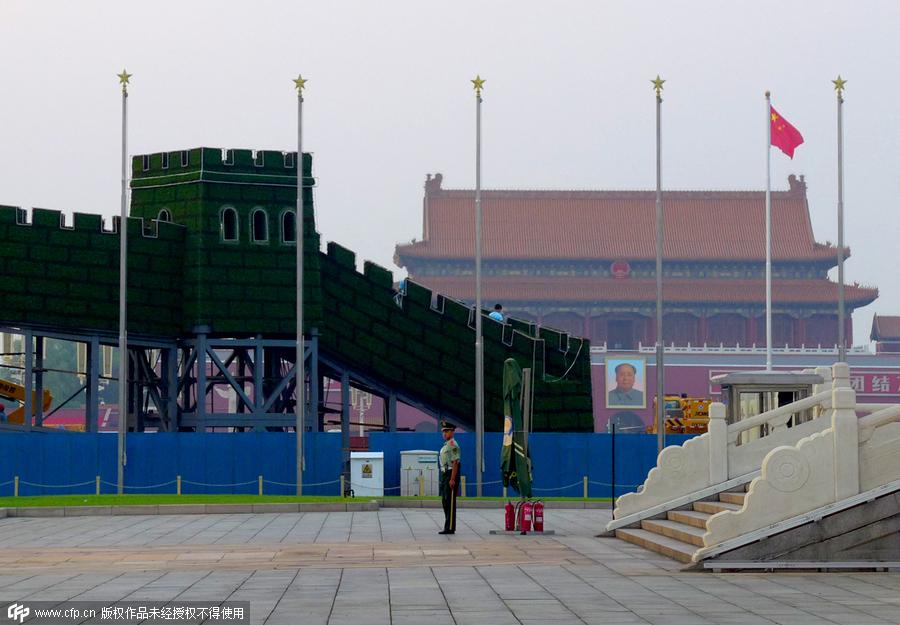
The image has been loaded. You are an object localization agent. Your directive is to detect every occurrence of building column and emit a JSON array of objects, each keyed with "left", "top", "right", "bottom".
[
  {"left": 341, "top": 371, "right": 351, "bottom": 493},
  {"left": 23, "top": 328, "right": 33, "bottom": 432},
  {"left": 796, "top": 317, "right": 807, "bottom": 347},
  {"left": 698, "top": 314, "right": 708, "bottom": 346},
  {"left": 387, "top": 392, "right": 397, "bottom": 432},
  {"left": 85, "top": 336, "right": 100, "bottom": 432},
  {"left": 196, "top": 334, "right": 207, "bottom": 430},
  {"left": 34, "top": 335, "right": 44, "bottom": 427},
  {"left": 747, "top": 315, "right": 757, "bottom": 347},
  {"left": 309, "top": 329, "right": 320, "bottom": 432},
  {"left": 165, "top": 346, "right": 178, "bottom": 432}
]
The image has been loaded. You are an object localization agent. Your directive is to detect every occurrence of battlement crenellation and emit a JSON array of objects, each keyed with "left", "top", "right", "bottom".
[
  {"left": 131, "top": 147, "right": 312, "bottom": 181},
  {"left": 0, "top": 205, "right": 184, "bottom": 242}
]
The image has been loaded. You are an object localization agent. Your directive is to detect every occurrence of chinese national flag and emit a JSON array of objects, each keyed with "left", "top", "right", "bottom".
[{"left": 770, "top": 106, "right": 804, "bottom": 159}]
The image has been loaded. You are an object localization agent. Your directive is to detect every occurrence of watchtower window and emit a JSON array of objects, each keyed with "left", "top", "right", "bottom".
[
  {"left": 222, "top": 207, "right": 239, "bottom": 242},
  {"left": 281, "top": 210, "right": 296, "bottom": 244},
  {"left": 251, "top": 209, "right": 268, "bottom": 243},
  {"left": 180, "top": 150, "right": 189, "bottom": 167},
  {"left": 142, "top": 155, "right": 150, "bottom": 171},
  {"left": 157, "top": 209, "right": 172, "bottom": 223},
  {"left": 161, "top": 152, "right": 169, "bottom": 169},
  {"left": 283, "top": 152, "right": 294, "bottom": 168}
]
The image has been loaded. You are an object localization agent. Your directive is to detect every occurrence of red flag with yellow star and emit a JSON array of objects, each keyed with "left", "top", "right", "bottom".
[{"left": 770, "top": 106, "right": 804, "bottom": 159}]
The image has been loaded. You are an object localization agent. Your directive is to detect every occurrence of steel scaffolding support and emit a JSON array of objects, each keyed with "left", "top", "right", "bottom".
[{"left": 175, "top": 332, "right": 318, "bottom": 431}]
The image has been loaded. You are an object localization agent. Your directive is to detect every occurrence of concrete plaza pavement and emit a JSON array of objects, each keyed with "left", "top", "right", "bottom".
[{"left": 1, "top": 509, "right": 899, "bottom": 624}]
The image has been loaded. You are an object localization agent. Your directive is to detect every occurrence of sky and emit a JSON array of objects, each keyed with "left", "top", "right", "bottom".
[{"left": 1, "top": 0, "right": 898, "bottom": 347}]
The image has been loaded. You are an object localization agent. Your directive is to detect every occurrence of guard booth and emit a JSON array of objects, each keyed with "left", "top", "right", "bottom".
[{"left": 710, "top": 370, "right": 824, "bottom": 444}]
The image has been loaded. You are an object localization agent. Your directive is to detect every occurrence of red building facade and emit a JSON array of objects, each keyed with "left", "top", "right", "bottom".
[
  {"left": 395, "top": 174, "right": 877, "bottom": 349},
  {"left": 871, "top": 315, "right": 900, "bottom": 354}
]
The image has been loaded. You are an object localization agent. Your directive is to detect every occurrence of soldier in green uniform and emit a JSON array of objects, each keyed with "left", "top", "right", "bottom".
[{"left": 438, "top": 420, "right": 461, "bottom": 535}]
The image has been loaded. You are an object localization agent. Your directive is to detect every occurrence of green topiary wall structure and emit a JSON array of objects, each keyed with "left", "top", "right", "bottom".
[
  {"left": 0, "top": 207, "right": 185, "bottom": 337},
  {"left": 0, "top": 147, "right": 593, "bottom": 431}
]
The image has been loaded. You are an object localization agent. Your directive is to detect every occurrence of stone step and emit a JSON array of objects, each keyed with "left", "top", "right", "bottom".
[
  {"left": 641, "top": 519, "right": 707, "bottom": 547},
  {"left": 693, "top": 500, "right": 742, "bottom": 515},
  {"left": 667, "top": 509, "right": 712, "bottom": 529},
  {"left": 616, "top": 528, "right": 696, "bottom": 563},
  {"left": 719, "top": 491, "right": 747, "bottom": 505}
]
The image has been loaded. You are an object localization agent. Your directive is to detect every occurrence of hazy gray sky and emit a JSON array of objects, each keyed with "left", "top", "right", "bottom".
[{"left": 2, "top": 0, "right": 898, "bottom": 346}]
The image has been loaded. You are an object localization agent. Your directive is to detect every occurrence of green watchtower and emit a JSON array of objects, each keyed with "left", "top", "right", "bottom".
[{"left": 129, "top": 147, "right": 322, "bottom": 335}]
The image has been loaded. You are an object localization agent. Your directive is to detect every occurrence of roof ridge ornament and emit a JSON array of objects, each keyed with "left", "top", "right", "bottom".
[
  {"left": 425, "top": 173, "right": 443, "bottom": 195},
  {"left": 787, "top": 174, "right": 807, "bottom": 195}
]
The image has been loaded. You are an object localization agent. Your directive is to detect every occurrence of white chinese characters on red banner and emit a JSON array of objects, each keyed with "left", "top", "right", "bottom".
[
  {"left": 848, "top": 373, "right": 900, "bottom": 396},
  {"left": 708, "top": 370, "right": 900, "bottom": 398}
]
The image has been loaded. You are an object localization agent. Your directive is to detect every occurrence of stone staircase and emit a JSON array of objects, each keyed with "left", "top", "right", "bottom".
[
  {"left": 609, "top": 364, "right": 900, "bottom": 567},
  {"left": 615, "top": 487, "right": 747, "bottom": 563}
]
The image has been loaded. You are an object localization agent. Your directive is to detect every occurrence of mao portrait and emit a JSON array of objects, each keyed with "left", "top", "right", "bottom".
[{"left": 606, "top": 358, "right": 646, "bottom": 409}]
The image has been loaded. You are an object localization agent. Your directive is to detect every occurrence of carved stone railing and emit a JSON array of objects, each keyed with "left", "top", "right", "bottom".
[
  {"left": 607, "top": 364, "right": 846, "bottom": 531},
  {"left": 697, "top": 383, "right": 900, "bottom": 560}
]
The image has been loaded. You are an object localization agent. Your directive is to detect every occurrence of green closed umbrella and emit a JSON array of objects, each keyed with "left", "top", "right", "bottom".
[{"left": 500, "top": 358, "right": 532, "bottom": 498}]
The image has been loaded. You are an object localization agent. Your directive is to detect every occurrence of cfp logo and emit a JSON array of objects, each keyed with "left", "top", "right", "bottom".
[{"left": 6, "top": 604, "right": 29, "bottom": 623}]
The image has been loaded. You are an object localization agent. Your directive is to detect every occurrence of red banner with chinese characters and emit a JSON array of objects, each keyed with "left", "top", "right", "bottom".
[
  {"left": 708, "top": 370, "right": 900, "bottom": 398},
  {"left": 848, "top": 372, "right": 900, "bottom": 397}
]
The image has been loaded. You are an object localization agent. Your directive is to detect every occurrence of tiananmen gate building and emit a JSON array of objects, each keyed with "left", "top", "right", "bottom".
[{"left": 395, "top": 173, "right": 877, "bottom": 350}]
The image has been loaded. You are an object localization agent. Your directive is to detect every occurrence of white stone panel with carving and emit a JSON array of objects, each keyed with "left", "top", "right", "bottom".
[
  {"left": 859, "top": 422, "right": 900, "bottom": 492},
  {"left": 727, "top": 417, "right": 830, "bottom": 478},
  {"left": 702, "top": 430, "right": 836, "bottom": 548},
  {"left": 613, "top": 433, "right": 712, "bottom": 519}
]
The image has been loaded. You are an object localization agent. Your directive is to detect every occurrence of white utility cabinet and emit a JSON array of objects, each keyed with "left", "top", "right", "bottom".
[
  {"left": 400, "top": 449, "right": 440, "bottom": 496},
  {"left": 350, "top": 451, "right": 384, "bottom": 497}
]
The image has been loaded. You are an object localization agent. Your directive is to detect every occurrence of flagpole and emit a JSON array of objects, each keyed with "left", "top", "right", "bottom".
[
  {"left": 116, "top": 69, "right": 132, "bottom": 495},
  {"left": 472, "top": 75, "right": 485, "bottom": 498},
  {"left": 652, "top": 76, "right": 665, "bottom": 454},
  {"left": 834, "top": 76, "right": 846, "bottom": 361},
  {"left": 294, "top": 75, "right": 307, "bottom": 496},
  {"left": 765, "top": 91, "right": 773, "bottom": 371}
]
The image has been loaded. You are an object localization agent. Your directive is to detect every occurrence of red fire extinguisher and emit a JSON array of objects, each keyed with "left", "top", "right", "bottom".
[
  {"left": 533, "top": 500, "right": 544, "bottom": 532},
  {"left": 521, "top": 501, "right": 533, "bottom": 533},
  {"left": 504, "top": 501, "right": 515, "bottom": 531}
]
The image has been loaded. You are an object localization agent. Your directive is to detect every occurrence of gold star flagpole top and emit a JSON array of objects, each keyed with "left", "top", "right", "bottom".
[
  {"left": 651, "top": 75, "right": 665, "bottom": 98},
  {"left": 832, "top": 75, "right": 847, "bottom": 101},
  {"left": 117, "top": 69, "right": 132, "bottom": 94},
  {"left": 471, "top": 75, "right": 486, "bottom": 97},
  {"left": 293, "top": 74, "right": 308, "bottom": 93}
]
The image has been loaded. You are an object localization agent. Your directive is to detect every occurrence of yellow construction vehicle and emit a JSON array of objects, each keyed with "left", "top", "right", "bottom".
[
  {"left": 646, "top": 394, "right": 712, "bottom": 434},
  {"left": 0, "top": 378, "right": 53, "bottom": 426}
]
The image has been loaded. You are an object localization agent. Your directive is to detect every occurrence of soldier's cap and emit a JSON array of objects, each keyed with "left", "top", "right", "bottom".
[{"left": 440, "top": 420, "right": 456, "bottom": 431}]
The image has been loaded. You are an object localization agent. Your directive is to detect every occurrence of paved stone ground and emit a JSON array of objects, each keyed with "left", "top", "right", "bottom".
[{"left": 1, "top": 509, "right": 899, "bottom": 624}]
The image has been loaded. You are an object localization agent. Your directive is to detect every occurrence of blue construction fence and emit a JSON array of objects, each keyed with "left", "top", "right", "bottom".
[
  {"left": 369, "top": 432, "right": 693, "bottom": 498},
  {"left": 0, "top": 432, "right": 342, "bottom": 497},
  {"left": 0, "top": 431, "right": 693, "bottom": 498}
]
